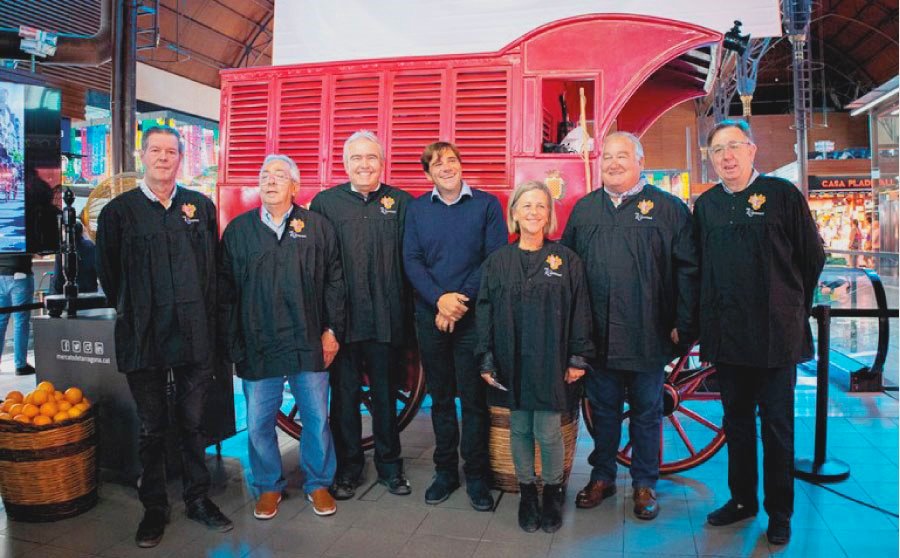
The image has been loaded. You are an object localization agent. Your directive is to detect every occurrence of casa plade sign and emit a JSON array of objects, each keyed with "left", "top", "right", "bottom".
[{"left": 809, "top": 175, "right": 898, "bottom": 191}]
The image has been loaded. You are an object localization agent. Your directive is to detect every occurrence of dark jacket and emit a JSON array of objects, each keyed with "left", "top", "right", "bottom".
[
  {"left": 402, "top": 187, "right": 507, "bottom": 314},
  {"left": 561, "top": 185, "right": 699, "bottom": 372},
  {"left": 693, "top": 175, "right": 825, "bottom": 367},
  {"left": 218, "top": 205, "right": 345, "bottom": 380},
  {"left": 475, "top": 242, "right": 594, "bottom": 411},
  {"left": 96, "top": 187, "right": 217, "bottom": 373},
  {"left": 309, "top": 183, "right": 412, "bottom": 346}
]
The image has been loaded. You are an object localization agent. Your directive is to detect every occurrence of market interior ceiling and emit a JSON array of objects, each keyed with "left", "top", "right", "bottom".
[{"left": 0, "top": 0, "right": 896, "bottom": 118}]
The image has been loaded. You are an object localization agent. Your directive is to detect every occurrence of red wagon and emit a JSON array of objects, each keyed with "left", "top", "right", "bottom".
[{"left": 218, "top": 13, "right": 726, "bottom": 473}]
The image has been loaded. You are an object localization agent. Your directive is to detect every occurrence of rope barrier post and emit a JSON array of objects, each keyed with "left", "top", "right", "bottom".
[{"left": 794, "top": 304, "right": 850, "bottom": 482}]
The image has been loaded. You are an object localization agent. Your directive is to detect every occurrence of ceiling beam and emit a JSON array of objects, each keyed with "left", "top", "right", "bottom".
[
  {"left": 235, "top": 11, "right": 273, "bottom": 68},
  {"left": 157, "top": 2, "right": 268, "bottom": 63}
]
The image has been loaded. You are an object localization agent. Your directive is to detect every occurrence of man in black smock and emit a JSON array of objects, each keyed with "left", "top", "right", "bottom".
[
  {"left": 310, "top": 131, "right": 413, "bottom": 498},
  {"left": 96, "top": 126, "right": 232, "bottom": 548},
  {"left": 697, "top": 120, "right": 824, "bottom": 546},
  {"left": 562, "top": 132, "right": 698, "bottom": 520}
]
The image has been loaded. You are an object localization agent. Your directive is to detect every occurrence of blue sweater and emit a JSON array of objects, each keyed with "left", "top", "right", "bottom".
[{"left": 403, "top": 187, "right": 507, "bottom": 314}]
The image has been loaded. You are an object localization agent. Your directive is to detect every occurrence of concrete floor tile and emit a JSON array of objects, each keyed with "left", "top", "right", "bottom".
[
  {"left": 692, "top": 524, "right": 770, "bottom": 558},
  {"left": 474, "top": 539, "right": 553, "bottom": 558},
  {"left": 831, "top": 527, "right": 900, "bottom": 558},
  {"left": 623, "top": 523, "right": 698, "bottom": 556},
  {"left": 415, "top": 506, "right": 490, "bottom": 540},
  {"left": 399, "top": 533, "right": 479, "bottom": 558},
  {"left": 324, "top": 526, "right": 410, "bottom": 558}
]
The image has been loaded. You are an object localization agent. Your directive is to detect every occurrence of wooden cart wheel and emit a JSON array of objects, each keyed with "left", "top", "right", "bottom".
[
  {"left": 582, "top": 344, "right": 726, "bottom": 474},
  {"left": 275, "top": 348, "right": 426, "bottom": 449}
]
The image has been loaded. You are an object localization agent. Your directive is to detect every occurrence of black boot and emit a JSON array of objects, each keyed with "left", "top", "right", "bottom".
[
  {"left": 541, "top": 483, "right": 564, "bottom": 533},
  {"left": 518, "top": 483, "right": 541, "bottom": 532}
]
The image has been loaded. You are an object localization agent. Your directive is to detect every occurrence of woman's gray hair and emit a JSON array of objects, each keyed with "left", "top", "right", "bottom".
[
  {"left": 343, "top": 130, "right": 385, "bottom": 168},
  {"left": 507, "top": 180, "right": 558, "bottom": 235},
  {"left": 260, "top": 154, "right": 300, "bottom": 182},
  {"left": 603, "top": 131, "right": 644, "bottom": 159}
]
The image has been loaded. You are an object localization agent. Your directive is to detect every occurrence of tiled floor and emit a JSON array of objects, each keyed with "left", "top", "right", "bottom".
[{"left": 0, "top": 359, "right": 894, "bottom": 558}]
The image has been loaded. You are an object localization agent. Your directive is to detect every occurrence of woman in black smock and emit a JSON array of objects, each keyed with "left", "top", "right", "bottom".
[{"left": 475, "top": 180, "right": 593, "bottom": 534}]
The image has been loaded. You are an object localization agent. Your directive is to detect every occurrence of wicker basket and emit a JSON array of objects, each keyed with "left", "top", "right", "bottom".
[
  {"left": 488, "top": 405, "right": 580, "bottom": 493},
  {"left": 0, "top": 408, "right": 98, "bottom": 522}
]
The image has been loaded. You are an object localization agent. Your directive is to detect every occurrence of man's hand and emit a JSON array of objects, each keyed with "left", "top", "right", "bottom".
[
  {"left": 437, "top": 292, "right": 469, "bottom": 321},
  {"left": 321, "top": 330, "right": 340, "bottom": 368},
  {"left": 670, "top": 328, "right": 680, "bottom": 344},
  {"left": 435, "top": 313, "right": 455, "bottom": 333},
  {"left": 565, "top": 367, "right": 585, "bottom": 384}
]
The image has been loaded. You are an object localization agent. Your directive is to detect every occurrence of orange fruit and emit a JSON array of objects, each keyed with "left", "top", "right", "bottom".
[
  {"left": 52, "top": 411, "right": 69, "bottom": 422},
  {"left": 12, "top": 414, "right": 30, "bottom": 423},
  {"left": 0, "top": 400, "right": 11, "bottom": 413},
  {"left": 67, "top": 407, "right": 83, "bottom": 419},
  {"left": 23, "top": 392, "right": 33, "bottom": 405},
  {"left": 64, "top": 388, "right": 83, "bottom": 405},
  {"left": 74, "top": 402, "right": 90, "bottom": 412},
  {"left": 22, "top": 404, "right": 39, "bottom": 418},
  {"left": 30, "top": 389, "right": 48, "bottom": 406},
  {"left": 8, "top": 403, "right": 23, "bottom": 417},
  {"left": 0, "top": 413, "right": 11, "bottom": 421},
  {"left": 57, "top": 401, "right": 72, "bottom": 412},
  {"left": 5, "top": 391, "right": 23, "bottom": 403},
  {"left": 53, "top": 391, "right": 64, "bottom": 401},
  {"left": 82, "top": 397, "right": 91, "bottom": 406},
  {"left": 36, "top": 381, "right": 55, "bottom": 394},
  {"left": 39, "top": 401, "right": 58, "bottom": 417},
  {"left": 32, "top": 415, "right": 51, "bottom": 426}
]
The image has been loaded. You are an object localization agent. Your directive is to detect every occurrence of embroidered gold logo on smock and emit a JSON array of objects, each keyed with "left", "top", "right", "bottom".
[
  {"left": 181, "top": 203, "right": 196, "bottom": 219},
  {"left": 546, "top": 254, "right": 563, "bottom": 271},
  {"left": 748, "top": 193, "right": 766, "bottom": 211},
  {"left": 289, "top": 218, "right": 305, "bottom": 234},
  {"left": 637, "top": 199, "right": 654, "bottom": 215},
  {"left": 381, "top": 196, "right": 395, "bottom": 210}
]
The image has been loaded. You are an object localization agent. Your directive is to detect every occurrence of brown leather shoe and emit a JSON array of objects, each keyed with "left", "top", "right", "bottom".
[
  {"left": 254, "top": 491, "right": 282, "bottom": 520},
  {"left": 307, "top": 487, "right": 337, "bottom": 516},
  {"left": 633, "top": 487, "right": 659, "bottom": 520},
  {"left": 575, "top": 480, "right": 617, "bottom": 509}
]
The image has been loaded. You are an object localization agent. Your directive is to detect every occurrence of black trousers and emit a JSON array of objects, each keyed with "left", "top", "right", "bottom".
[
  {"left": 126, "top": 363, "right": 213, "bottom": 510},
  {"left": 415, "top": 311, "right": 489, "bottom": 480},
  {"left": 716, "top": 363, "right": 796, "bottom": 523},
  {"left": 330, "top": 341, "right": 403, "bottom": 481}
]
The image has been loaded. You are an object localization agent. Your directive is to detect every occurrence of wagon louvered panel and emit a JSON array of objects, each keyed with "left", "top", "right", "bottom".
[
  {"left": 277, "top": 78, "right": 324, "bottom": 186},
  {"left": 453, "top": 69, "right": 509, "bottom": 189},
  {"left": 389, "top": 72, "right": 443, "bottom": 188},
  {"left": 329, "top": 75, "right": 382, "bottom": 182},
  {"left": 225, "top": 81, "right": 270, "bottom": 183}
]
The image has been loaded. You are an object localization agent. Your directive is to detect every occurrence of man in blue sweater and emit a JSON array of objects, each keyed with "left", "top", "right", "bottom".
[{"left": 403, "top": 141, "right": 507, "bottom": 510}]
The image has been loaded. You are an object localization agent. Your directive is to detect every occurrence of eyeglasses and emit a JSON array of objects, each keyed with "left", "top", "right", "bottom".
[
  {"left": 259, "top": 171, "right": 291, "bottom": 184},
  {"left": 709, "top": 141, "right": 753, "bottom": 157}
]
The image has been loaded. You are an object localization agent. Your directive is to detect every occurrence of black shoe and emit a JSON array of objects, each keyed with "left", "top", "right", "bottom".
[
  {"left": 378, "top": 473, "right": 411, "bottom": 496},
  {"left": 15, "top": 364, "right": 34, "bottom": 376},
  {"left": 466, "top": 477, "right": 494, "bottom": 512},
  {"left": 767, "top": 520, "right": 791, "bottom": 545},
  {"left": 541, "top": 483, "right": 564, "bottom": 533},
  {"left": 707, "top": 499, "right": 758, "bottom": 526},
  {"left": 185, "top": 498, "right": 233, "bottom": 532},
  {"left": 518, "top": 483, "right": 541, "bottom": 532},
  {"left": 330, "top": 477, "right": 361, "bottom": 500},
  {"left": 425, "top": 473, "right": 460, "bottom": 505},
  {"left": 135, "top": 507, "right": 169, "bottom": 548}
]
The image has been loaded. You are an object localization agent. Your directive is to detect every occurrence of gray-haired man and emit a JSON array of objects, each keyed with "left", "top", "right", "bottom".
[{"left": 310, "top": 131, "right": 413, "bottom": 499}]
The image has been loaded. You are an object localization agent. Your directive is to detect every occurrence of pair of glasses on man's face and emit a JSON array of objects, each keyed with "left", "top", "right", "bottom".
[
  {"left": 259, "top": 171, "right": 291, "bottom": 184},
  {"left": 709, "top": 141, "right": 753, "bottom": 157}
]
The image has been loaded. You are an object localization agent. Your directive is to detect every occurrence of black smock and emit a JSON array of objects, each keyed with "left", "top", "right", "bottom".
[
  {"left": 96, "top": 188, "right": 217, "bottom": 373},
  {"left": 561, "top": 185, "right": 699, "bottom": 372},
  {"left": 218, "top": 205, "right": 345, "bottom": 380},
  {"left": 692, "top": 175, "right": 825, "bottom": 367},
  {"left": 309, "top": 183, "right": 412, "bottom": 346},
  {"left": 475, "top": 243, "right": 594, "bottom": 411}
]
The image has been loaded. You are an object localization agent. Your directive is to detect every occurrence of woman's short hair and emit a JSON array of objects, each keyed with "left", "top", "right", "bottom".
[{"left": 507, "top": 180, "right": 557, "bottom": 235}]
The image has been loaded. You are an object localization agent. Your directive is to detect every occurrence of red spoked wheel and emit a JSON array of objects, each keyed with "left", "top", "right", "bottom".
[
  {"left": 582, "top": 344, "right": 726, "bottom": 474},
  {"left": 275, "top": 348, "right": 427, "bottom": 449}
]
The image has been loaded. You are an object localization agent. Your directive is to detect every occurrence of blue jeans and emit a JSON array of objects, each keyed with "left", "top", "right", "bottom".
[
  {"left": 0, "top": 274, "right": 34, "bottom": 368},
  {"left": 584, "top": 367, "right": 664, "bottom": 488},
  {"left": 243, "top": 372, "right": 336, "bottom": 495}
]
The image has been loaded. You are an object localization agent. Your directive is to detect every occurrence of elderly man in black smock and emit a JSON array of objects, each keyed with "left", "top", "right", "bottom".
[
  {"left": 310, "top": 131, "right": 413, "bottom": 499},
  {"left": 562, "top": 131, "right": 698, "bottom": 520},
  {"left": 696, "top": 120, "right": 824, "bottom": 546},
  {"left": 219, "top": 154, "right": 345, "bottom": 520},
  {"left": 96, "top": 126, "right": 232, "bottom": 548}
]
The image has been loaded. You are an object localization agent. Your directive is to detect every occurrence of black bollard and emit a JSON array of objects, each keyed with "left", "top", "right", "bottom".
[
  {"left": 60, "top": 188, "right": 79, "bottom": 317},
  {"left": 794, "top": 304, "right": 850, "bottom": 482}
]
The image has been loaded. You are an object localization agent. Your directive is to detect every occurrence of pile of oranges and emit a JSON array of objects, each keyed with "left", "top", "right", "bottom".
[{"left": 0, "top": 382, "right": 91, "bottom": 426}]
